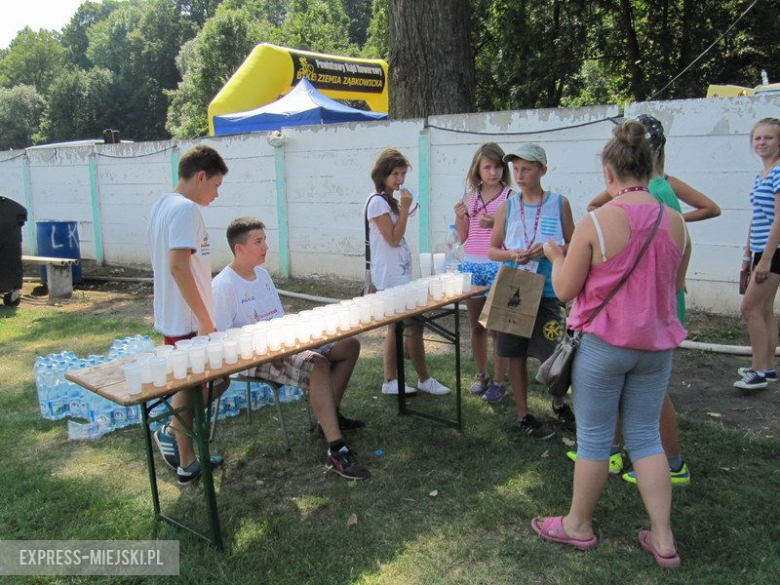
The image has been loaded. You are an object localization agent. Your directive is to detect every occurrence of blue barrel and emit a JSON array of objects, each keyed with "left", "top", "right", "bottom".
[{"left": 36, "top": 221, "right": 82, "bottom": 284}]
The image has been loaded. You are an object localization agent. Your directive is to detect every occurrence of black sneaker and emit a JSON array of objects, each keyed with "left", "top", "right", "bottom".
[
  {"left": 517, "top": 414, "right": 555, "bottom": 440},
  {"left": 733, "top": 370, "right": 767, "bottom": 390},
  {"left": 175, "top": 455, "right": 224, "bottom": 485},
  {"left": 552, "top": 401, "right": 576, "bottom": 432},
  {"left": 337, "top": 409, "right": 366, "bottom": 431},
  {"left": 326, "top": 447, "right": 371, "bottom": 480}
]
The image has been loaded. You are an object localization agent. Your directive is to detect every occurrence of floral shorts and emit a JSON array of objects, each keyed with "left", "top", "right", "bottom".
[{"left": 250, "top": 342, "right": 336, "bottom": 391}]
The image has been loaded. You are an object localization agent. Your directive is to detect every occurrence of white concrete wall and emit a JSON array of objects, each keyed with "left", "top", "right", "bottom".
[{"left": 1, "top": 95, "right": 777, "bottom": 314}]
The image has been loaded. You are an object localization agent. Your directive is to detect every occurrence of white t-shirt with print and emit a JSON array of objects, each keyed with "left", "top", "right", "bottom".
[
  {"left": 147, "top": 192, "right": 215, "bottom": 337},
  {"left": 366, "top": 194, "right": 412, "bottom": 290},
  {"left": 211, "top": 265, "right": 285, "bottom": 331}
]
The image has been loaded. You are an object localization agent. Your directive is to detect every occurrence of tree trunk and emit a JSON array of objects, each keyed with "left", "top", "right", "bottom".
[
  {"left": 617, "top": 0, "right": 646, "bottom": 100},
  {"left": 388, "top": 0, "right": 475, "bottom": 118}
]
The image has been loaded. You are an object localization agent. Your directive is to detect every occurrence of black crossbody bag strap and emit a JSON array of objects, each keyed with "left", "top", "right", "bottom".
[
  {"left": 582, "top": 202, "right": 665, "bottom": 327},
  {"left": 364, "top": 194, "right": 382, "bottom": 271}
]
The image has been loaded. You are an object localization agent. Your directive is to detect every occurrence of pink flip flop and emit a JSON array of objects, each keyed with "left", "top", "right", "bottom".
[
  {"left": 531, "top": 516, "right": 597, "bottom": 550},
  {"left": 638, "top": 530, "right": 681, "bottom": 569}
]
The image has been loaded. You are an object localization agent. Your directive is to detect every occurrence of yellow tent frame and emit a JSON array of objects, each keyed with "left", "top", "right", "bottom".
[{"left": 208, "top": 43, "right": 389, "bottom": 136}]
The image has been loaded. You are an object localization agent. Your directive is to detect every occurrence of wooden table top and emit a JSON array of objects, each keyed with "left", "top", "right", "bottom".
[{"left": 66, "top": 286, "right": 487, "bottom": 406}]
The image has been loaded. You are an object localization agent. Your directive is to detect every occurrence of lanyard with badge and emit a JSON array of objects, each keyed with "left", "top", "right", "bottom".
[{"left": 517, "top": 192, "right": 543, "bottom": 272}]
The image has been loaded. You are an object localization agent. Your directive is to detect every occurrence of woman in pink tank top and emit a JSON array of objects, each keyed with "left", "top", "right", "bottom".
[{"left": 530, "top": 121, "right": 691, "bottom": 568}]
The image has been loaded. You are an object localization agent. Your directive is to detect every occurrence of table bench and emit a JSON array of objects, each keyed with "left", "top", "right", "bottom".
[
  {"left": 22, "top": 255, "right": 79, "bottom": 299},
  {"left": 66, "top": 286, "right": 486, "bottom": 548}
]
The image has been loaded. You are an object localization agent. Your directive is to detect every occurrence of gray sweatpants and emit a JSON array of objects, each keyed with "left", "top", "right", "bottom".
[{"left": 572, "top": 333, "right": 672, "bottom": 462}]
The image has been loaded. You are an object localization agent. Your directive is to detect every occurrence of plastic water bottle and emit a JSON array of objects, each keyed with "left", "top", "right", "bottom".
[
  {"left": 38, "top": 364, "right": 56, "bottom": 420},
  {"left": 67, "top": 420, "right": 105, "bottom": 441},
  {"left": 278, "top": 385, "right": 303, "bottom": 404},
  {"left": 444, "top": 224, "right": 464, "bottom": 271}
]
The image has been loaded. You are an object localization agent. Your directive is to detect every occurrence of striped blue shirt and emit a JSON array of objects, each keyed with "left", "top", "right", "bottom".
[{"left": 749, "top": 164, "right": 780, "bottom": 253}]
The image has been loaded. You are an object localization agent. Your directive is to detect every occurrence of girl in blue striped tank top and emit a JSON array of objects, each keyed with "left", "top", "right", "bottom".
[{"left": 737, "top": 118, "right": 780, "bottom": 390}]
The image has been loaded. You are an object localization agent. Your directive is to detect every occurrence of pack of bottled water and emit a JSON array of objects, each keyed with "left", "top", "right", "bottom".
[{"left": 35, "top": 334, "right": 303, "bottom": 440}]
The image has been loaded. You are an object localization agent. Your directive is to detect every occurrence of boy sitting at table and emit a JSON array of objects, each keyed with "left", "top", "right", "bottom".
[{"left": 212, "top": 217, "right": 370, "bottom": 480}]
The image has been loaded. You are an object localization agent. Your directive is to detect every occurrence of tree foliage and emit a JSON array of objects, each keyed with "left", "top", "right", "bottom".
[
  {"left": 0, "top": 28, "right": 66, "bottom": 95},
  {"left": 0, "top": 85, "right": 46, "bottom": 150},
  {"left": 0, "top": 0, "right": 777, "bottom": 146},
  {"left": 38, "top": 67, "right": 121, "bottom": 143}
]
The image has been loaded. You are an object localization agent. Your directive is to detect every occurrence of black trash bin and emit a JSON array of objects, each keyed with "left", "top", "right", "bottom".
[{"left": 0, "top": 196, "right": 27, "bottom": 306}]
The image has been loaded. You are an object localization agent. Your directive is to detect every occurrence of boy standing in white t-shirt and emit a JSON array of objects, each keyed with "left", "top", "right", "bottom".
[
  {"left": 147, "top": 145, "right": 229, "bottom": 485},
  {"left": 212, "top": 217, "right": 370, "bottom": 480}
]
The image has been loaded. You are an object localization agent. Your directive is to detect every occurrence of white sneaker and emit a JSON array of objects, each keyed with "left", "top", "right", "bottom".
[
  {"left": 417, "top": 377, "right": 451, "bottom": 395},
  {"left": 381, "top": 379, "right": 418, "bottom": 395}
]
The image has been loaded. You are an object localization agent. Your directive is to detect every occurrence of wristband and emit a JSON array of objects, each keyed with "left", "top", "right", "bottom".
[{"left": 742, "top": 255, "right": 752, "bottom": 262}]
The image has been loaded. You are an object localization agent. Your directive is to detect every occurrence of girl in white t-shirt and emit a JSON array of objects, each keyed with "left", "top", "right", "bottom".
[{"left": 366, "top": 149, "right": 450, "bottom": 396}]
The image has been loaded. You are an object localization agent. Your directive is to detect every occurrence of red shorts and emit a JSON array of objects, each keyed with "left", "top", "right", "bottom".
[{"left": 163, "top": 332, "right": 197, "bottom": 346}]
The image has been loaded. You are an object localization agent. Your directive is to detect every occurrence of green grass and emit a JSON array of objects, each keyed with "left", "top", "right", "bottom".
[{"left": 1, "top": 305, "right": 779, "bottom": 584}]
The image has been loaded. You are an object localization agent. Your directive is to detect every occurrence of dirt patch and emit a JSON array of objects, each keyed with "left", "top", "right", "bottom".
[{"left": 17, "top": 263, "right": 780, "bottom": 436}]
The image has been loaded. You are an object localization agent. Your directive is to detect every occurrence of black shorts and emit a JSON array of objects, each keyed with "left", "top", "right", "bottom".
[
  {"left": 497, "top": 297, "right": 565, "bottom": 360},
  {"left": 752, "top": 249, "right": 780, "bottom": 275}
]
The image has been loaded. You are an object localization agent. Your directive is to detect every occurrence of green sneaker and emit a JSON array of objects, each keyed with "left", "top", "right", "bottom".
[
  {"left": 622, "top": 463, "right": 691, "bottom": 486},
  {"left": 566, "top": 451, "right": 623, "bottom": 475}
]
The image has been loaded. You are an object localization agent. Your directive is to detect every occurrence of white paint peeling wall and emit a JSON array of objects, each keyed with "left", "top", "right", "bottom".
[{"left": 0, "top": 95, "right": 777, "bottom": 315}]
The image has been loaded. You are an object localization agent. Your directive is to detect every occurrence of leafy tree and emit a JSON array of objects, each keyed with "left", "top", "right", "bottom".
[
  {"left": 281, "top": 0, "right": 358, "bottom": 54},
  {"left": 0, "top": 27, "right": 66, "bottom": 94},
  {"left": 166, "top": 7, "right": 271, "bottom": 137},
  {"left": 0, "top": 85, "right": 46, "bottom": 149},
  {"left": 60, "top": 0, "right": 120, "bottom": 70},
  {"left": 38, "top": 67, "right": 122, "bottom": 142},
  {"left": 362, "top": 0, "right": 389, "bottom": 58},
  {"left": 344, "top": 0, "right": 374, "bottom": 47}
]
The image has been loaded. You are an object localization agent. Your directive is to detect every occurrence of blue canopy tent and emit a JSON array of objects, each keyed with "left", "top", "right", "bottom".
[{"left": 213, "top": 78, "right": 388, "bottom": 136}]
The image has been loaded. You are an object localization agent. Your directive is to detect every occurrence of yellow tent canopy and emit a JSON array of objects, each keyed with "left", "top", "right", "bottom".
[{"left": 208, "top": 43, "right": 389, "bottom": 136}]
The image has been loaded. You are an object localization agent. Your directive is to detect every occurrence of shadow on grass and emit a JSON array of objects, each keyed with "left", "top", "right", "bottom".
[{"left": 4, "top": 309, "right": 780, "bottom": 584}]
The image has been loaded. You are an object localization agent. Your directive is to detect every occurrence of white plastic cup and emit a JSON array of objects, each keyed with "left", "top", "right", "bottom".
[
  {"left": 415, "top": 283, "right": 429, "bottom": 307},
  {"left": 404, "top": 286, "right": 417, "bottom": 309},
  {"left": 382, "top": 293, "right": 395, "bottom": 317},
  {"left": 337, "top": 308, "right": 351, "bottom": 331},
  {"left": 282, "top": 323, "right": 297, "bottom": 348},
  {"left": 226, "top": 327, "right": 243, "bottom": 339},
  {"left": 238, "top": 333, "right": 254, "bottom": 359},
  {"left": 268, "top": 323, "right": 283, "bottom": 351},
  {"left": 370, "top": 296, "right": 384, "bottom": 320},
  {"left": 461, "top": 271, "right": 472, "bottom": 293},
  {"left": 136, "top": 353, "right": 154, "bottom": 384},
  {"left": 442, "top": 274, "right": 458, "bottom": 297},
  {"left": 122, "top": 362, "right": 144, "bottom": 395},
  {"left": 191, "top": 336, "right": 209, "bottom": 346},
  {"left": 324, "top": 311, "right": 339, "bottom": 335},
  {"left": 253, "top": 325, "right": 268, "bottom": 355},
  {"left": 393, "top": 291, "right": 406, "bottom": 314},
  {"left": 348, "top": 304, "right": 361, "bottom": 327},
  {"left": 149, "top": 356, "right": 168, "bottom": 387},
  {"left": 189, "top": 346, "right": 206, "bottom": 374},
  {"left": 170, "top": 349, "right": 188, "bottom": 379},
  {"left": 209, "top": 331, "right": 228, "bottom": 342},
  {"left": 419, "top": 252, "right": 433, "bottom": 277},
  {"left": 206, "top": 342, "right": 223, "bottom": 370},
  {"left": 357, "top": 300, "right": 372, "bottom": 324},
  {"left": 223, "top": 338, "right": 239, "bottom": 364},
  {"left": 296, "top": 319, "right": 312, "bottom": 344},
  {"left": 174, "top": 339, "right": 193, "bottom": 352},
  {"left": 154, "top": 345, "right": 174, "bottom": 374},
  {"left": 433, "top": 253, "right": 446, "bottom": 275},
  {"left": 429, "top": 278, "right": 444, "bottom": 301},
  {"left": 311, "top": 316, "right": 326, "bottom": 340}
]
